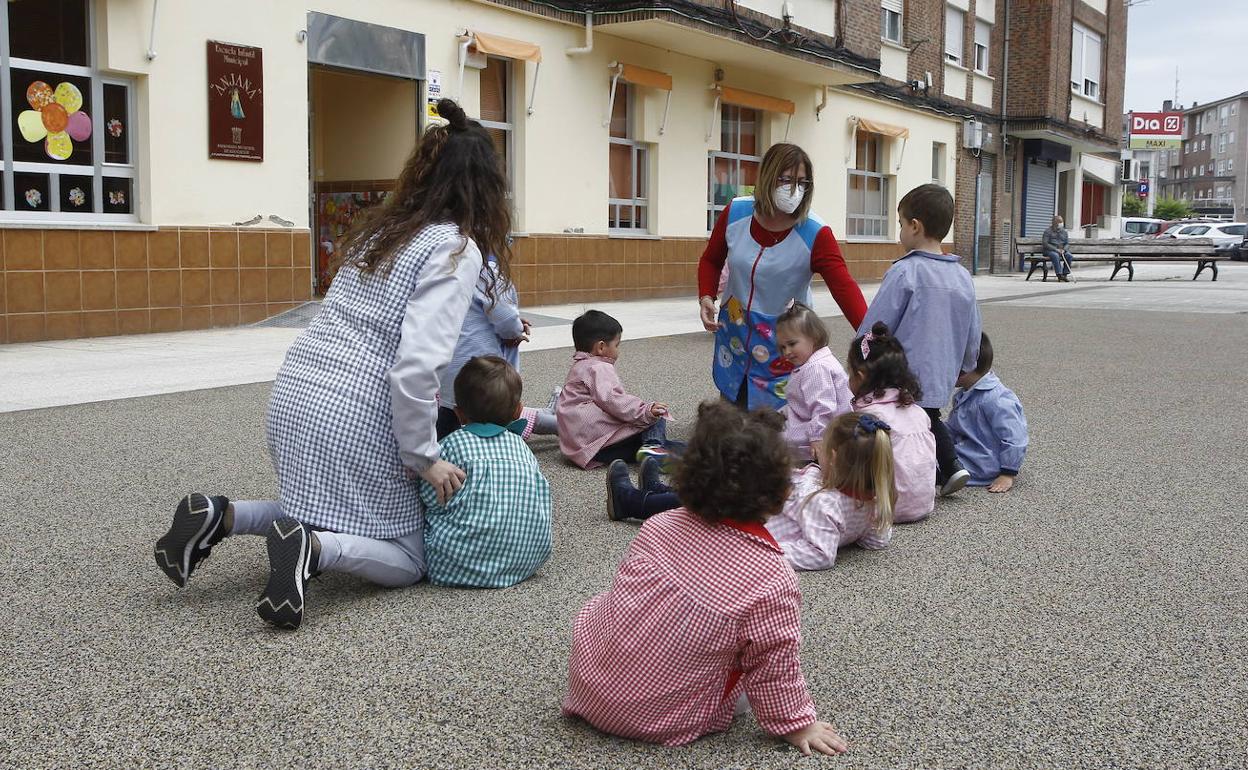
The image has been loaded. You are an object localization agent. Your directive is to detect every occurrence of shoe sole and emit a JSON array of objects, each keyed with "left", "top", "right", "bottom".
[
  {"left": 606, "top": 461, "right": 624, "bottom": 522},
  {"left": 940, "top": 470, "right": 970, "bottom": 497},
  {"left": 154, "top": 493, "right": 219, "bottom": 588},
  {"left": 255, "top": 518, "right": 310, "bottom": 630}
]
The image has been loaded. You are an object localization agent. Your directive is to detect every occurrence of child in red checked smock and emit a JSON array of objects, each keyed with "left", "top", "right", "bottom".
[{"left": 562, "top": 401, "right": 847, "bottom": 757}]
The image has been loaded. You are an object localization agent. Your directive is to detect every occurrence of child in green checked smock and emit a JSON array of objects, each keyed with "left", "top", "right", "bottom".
[{"left": 419, "top": 355, "right": 552, "bottom": 588}]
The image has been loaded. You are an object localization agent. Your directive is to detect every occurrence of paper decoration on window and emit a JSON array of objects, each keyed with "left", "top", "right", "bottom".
[
  {"left": 25, "top": 189, "right": 42, "bottom": 207},
  {"left": 18, "top": 81, "right": 91, "bottom": 161},
  {"left": 108, "top": 190, "right": 126, "bottom": 206},
  {"left": 107, "top": 118, "right": 123, "bottom": 138},
  {"left": 68, "top": 187, "right": 86, "bottom": 207}
]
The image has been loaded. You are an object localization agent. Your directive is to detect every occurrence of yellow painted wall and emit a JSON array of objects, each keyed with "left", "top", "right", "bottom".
[{"left": 311, "top": 68, "right": 417, "bottom": 182}]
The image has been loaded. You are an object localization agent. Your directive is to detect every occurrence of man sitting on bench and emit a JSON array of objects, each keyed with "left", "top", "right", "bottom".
[{"left": 1042, "top": 215, "right": 1073, "bottom": 283}]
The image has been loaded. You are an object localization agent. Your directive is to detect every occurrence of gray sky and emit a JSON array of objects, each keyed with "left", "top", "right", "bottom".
[{"left": 1125, "top": 0, "right": 1248, "bottom": 112}]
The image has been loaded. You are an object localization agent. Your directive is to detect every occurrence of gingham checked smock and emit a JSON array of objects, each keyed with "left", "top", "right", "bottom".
[
  {"left": 562, "top": 508, "right": 818, "bottom": 746},
  {"left": 266, "top": 224, "right": 482, "bottom": 539}
]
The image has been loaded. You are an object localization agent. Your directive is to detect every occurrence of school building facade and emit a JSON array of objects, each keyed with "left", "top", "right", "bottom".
[{"left": 0, "top": 0, "right": 1125, "bottom": 344}]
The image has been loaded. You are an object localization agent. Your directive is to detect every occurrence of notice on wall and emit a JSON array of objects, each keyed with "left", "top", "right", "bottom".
[
  {"left": 208, "top": 41, "right": 264, "bottom": 161},
  {"left": 427, "top": 69, "right": 443, "bottom": 120}
]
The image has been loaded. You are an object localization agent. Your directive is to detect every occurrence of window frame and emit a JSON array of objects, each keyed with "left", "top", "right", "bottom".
[
  {"left": 931, "top": 141, "right": 946, "bottom": 183},
  {"left": 478, "top": 56, "right": 515, "bottom": 199},
  {"left": 944, "top": 5, "right": 965, "bottom": 65},
  {"left": 0, "top": 0, "right": 139, "bottom": 222},
  {"left": 706, "top": 103, "right": 762, "bottom": 231},
  {"left": 880, "top": 7, "right": 902, "bottom": 44},
  {"left": 607, "top": 82, "right": 650, "bottom": 233},
  {"left": 973, "top": 20, "right": 992, "bottom": 75},
  {"left": 1070, "top": 23, "right": 1102, "bottom": 102},
  {"left": 846, "top": 131, "right": 891, "bottom": 241}
]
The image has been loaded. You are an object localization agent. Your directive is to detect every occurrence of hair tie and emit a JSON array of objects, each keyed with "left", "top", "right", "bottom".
[
  {"left": 784, "top": 298, "right": 796, "bottom": 311},
  {"left": 856, "top": 413, "right": 891, "bottom": 435},
  {"left": 859, "top": 331, "right": 874, "bottom": 360}
]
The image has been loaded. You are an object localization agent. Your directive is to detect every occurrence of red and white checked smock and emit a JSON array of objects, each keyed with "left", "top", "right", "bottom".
[
  {"left": 562, "top": 508, "right": 818, "bottom": 746},
  {"left": 556, "top": 352, "right": 658, "bottom": 469},
  {"left": 765, "top": 466, "right": 892, "bottom": 571}
]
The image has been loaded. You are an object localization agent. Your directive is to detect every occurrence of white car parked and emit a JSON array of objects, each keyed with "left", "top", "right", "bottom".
[{"left": 1166, "top": 222, "right": 1246, "bottom": 248}]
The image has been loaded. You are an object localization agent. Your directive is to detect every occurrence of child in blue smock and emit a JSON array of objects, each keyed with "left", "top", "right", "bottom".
[{"left": 948, "top": 333, "right": 1028, "bottom": 493}]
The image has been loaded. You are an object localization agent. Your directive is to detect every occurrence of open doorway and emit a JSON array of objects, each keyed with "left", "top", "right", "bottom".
[{"left": 309, "top": 66, "right": 420, "bottom": 294}]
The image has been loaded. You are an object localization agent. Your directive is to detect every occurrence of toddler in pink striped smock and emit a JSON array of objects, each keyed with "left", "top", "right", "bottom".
[
  {"left": 847, "top": 321, "right": 936, "bottom": 523},
  {"left": 775, "top": 301, "right": 854, "bottom": 463},
  {"left": 766, "top": 411, "right": 896, "bottom": 570},
  {"left": 563, "top": 402, "right": 847, "bottom": 757}
]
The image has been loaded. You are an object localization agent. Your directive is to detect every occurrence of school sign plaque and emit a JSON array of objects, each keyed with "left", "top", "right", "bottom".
[
  {"left": 207, "top": 41, "right": 264, "bottom": 161},
  {"left": 1128, "top": 112, "right": 1182, "bottom": 150}
]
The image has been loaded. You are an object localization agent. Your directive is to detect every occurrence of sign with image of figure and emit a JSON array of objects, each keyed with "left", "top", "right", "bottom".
[
  {"left": 207, "top": 41, "right": 263, "bottom": 161},
  {"left": 1129, "top": 112, "right": 1182, "bottom": 150}
]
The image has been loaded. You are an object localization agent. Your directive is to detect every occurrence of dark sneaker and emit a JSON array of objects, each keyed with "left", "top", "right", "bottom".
[
  {"left": 255, "top": 517, "right": 316, "bottom": 630},
  {"left": 606, "top": 460, "right": 634, "bottom": 522},
  {"left": 547, "top": 387, "right": 563, "bottom": 413},
  {"left": 940, "top": 468, "right": 971, "bottom": 497},
  {"left": 154, "top": 493, "right": 229, "bottom": 588},
  {"left": 639, "top": 456, "right": 665, "bottom": 493},
  {"left": 635, "top": 444, "right": 676, "bottom": 474}
]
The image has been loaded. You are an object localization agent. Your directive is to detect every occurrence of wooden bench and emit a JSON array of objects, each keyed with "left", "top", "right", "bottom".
[{"left": 1015, "top": 237, "right": 1223, "bottom": 282}]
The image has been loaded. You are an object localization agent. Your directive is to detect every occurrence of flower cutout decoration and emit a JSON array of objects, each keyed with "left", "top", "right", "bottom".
[
  {"left": 24, "top": 189, "right": 42, "bottom": 208},
  {"left": 68, "top": 187, "right": 86, "bottom": 207},
  {"left": 107, "top": 118, "right": 123, "bottom": 138},
  {"left": 18, "top": 81, "right": 91, "bottom": 161},
  {"left": 108, "top": 190, "right": 126, "bottom": 206}
]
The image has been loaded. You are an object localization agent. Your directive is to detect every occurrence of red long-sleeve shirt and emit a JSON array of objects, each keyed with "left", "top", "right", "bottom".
[{"left": 697, "top": 207, "right": 867, "bottom": 330}]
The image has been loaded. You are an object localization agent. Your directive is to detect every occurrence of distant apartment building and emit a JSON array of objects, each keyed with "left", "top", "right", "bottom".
[{"left": 1158, "top": 92, "right": 1247, "bottom": 221}]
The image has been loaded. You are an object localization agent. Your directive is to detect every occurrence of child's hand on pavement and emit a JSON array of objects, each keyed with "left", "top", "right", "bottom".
[
  {"left": 417, "top": 460, "right": 467, "bottom": 504},
  {"left": 650, "top": 403, "right": 669, "bottom": 418},
  {"left": 988, "top": 474, "right": 1015, "bottom": 493},
  {"left": 783, "top": 721, "right": 848, "bottom": 756}
]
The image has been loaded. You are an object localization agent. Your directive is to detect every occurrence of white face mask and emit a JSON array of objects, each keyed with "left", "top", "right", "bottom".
[{"left": 773, "top": 184, "right": 805, "bottom": 215}]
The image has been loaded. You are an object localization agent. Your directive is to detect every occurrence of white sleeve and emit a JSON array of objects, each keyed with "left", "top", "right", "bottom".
[{"left": 388, "top": 236, "right": 483, "bottom": 473}]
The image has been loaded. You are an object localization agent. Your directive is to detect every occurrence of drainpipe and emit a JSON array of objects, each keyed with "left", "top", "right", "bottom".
[
  {"left": 998, "top": 0, "right": 1011, "bottom": 272},
  {"left": 457, "top": 30, "right": 472, "bottom": 100},
  {"left": 566, "top": 12, "right": 593, "bottom": 55},
  {"left": 815, "top": 85, "right": 829, "bottom": 121},
  {"left": 146, "top": 0, "right": 160, "bottom": 60}
]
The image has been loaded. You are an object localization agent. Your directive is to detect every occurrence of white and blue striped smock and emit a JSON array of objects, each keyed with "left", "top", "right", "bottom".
[{"left": 266, "top": 224, "right": 482, "bottom": 539}]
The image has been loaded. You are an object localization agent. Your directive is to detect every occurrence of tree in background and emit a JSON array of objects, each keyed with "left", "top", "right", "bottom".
[
  {"left": 1121, "top": 194, "right": 1146, "bottom": 216},
  {"left": 1153, "top": 196, "right": 1192, "bottom": 220}
]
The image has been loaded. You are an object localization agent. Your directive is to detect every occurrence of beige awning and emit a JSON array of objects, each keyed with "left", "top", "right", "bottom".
[
  {"left": 469, "top": 30, "right": 542, "bottom": 63},
  {"left": 719, "top": 86, "right": 795, "bottom": 116},
  {"left": 618, "top": 63, "right": 672, "bottom": 91},
  {"left": 854, "top": 117, "right": 910, "bottom": 139}
]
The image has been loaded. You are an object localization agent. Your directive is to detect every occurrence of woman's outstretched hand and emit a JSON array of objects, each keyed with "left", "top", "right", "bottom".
[
  {"left": 783, "top": 721, "right": 848, "bottom": 756},
  {"left": 417, "top": 460, "right": 467, "bottom": 504},
  {"left": 699, "top": 296, "right": 721, "bottom": 332}
]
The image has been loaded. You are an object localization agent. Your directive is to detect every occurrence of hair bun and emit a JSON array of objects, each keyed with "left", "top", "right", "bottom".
[
  {"left": 435, "top": 98, "right": 469, "bottom": 131},
  {"left": 870, "top": 321, "right": 891, "bottom": 337}
]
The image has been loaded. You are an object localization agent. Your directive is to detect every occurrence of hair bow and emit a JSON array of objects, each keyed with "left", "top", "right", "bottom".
[
  {"left": 859, "top": 331, "right": 875, "bottom": 361},
  {"left": 856, "top": 413, "right": 892, "bottom": 435},
  {"left": 784, "top": 298, "right": 796, "bottom": 311}
]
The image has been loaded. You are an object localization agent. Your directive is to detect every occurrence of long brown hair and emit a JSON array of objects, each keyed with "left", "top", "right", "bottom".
[
  {"left": 754, "top": 142, "right": 814, "bottom": 222},
  {"left": 338, "top": 98, "right": 512, "bottom": 298}
]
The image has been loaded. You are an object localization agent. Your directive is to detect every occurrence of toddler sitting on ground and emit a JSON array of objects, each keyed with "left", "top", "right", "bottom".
[{"left": 948, "top": 333, "right": 1029, "bottom": 493}]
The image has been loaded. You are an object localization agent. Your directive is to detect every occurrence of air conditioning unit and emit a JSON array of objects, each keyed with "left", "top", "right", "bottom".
[
  {"left": 962, "top": 120, "right": 984, "bottom": 150},
  {"left": 1121, "top": 158, "right": 1137, "bottom": 182}
]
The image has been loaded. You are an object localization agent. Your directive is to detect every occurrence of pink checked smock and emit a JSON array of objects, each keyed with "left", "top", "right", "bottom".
[
  {"left": 562, "top": 508, "right": 818, "bottom": 746},
  {"left": 556, "top": 352, "right": 658, "bottom": 469},
  {"left": 765, "top": 466, "right": 892, "bottom": 570},
  {"left": 781, "top": 346, "right": 854, "bottom": 462},
  {"left": 854, "top": 389, "right": 936, "bottom": 523}
]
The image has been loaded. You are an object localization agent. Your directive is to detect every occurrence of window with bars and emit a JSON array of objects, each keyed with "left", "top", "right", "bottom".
[
  {"left": 847, "top": 132, "right": 890, "bottom": 239},
  {"left": 479, "top": 56, "right": 513, "bottom": 196},
  {"left": 707, "top": 104, "right": 760, "bottom": 230},
  {"left": 1, "top": 0, "right": 137, "bottom": 219},
  {"left": 607, "top": 83, "right": 649, "bottom": 232}
]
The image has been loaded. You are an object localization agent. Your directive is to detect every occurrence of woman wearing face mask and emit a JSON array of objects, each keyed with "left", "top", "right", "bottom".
[{"left": 698, "top": 143, "right": 867, "bottom": 410}]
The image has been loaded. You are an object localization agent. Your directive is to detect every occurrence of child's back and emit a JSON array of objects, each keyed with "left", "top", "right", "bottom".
[
  {"left": 420, "top": 425, "right": 551, "bottom": 587},
  {"left": 948, "top": 371, "right": 1028, "bottom": 485},
  {"left": 766, "top": 466, "right": 891, "bottom": 570},
  {"left": 563, "top": 507, "right": 814, "bottom": 745},
  {"left": 854, "top": 390, "right": 935, "bottom": 522}
]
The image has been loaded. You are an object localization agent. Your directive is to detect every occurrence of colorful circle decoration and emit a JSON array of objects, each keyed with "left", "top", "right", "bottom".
[
  {"left": 754, "top": 322, "right": 772, "bottom": 340},
  {"left": 17, "top": 81, "right": 91, "bottom": 161},
  {"left": 751, "top": 344, "right": 770, "bottom": 363},
  {"left": 774, "top": 378, "right": 788, "bottom": 400},
  {"left": 717, "top": 345, "right": 732, "bottom": 369},
  {"left": 24, "top": 189, "right": 42, "bottom": 208},
  {"left": 728, "top": 336, "right": 744, "bottom": 356},
  {"left": 107, "top": 118, "right": 123, "bottom": 138},
  {"left": 68, "top": 188, "right": 86, "bottom": 207}
]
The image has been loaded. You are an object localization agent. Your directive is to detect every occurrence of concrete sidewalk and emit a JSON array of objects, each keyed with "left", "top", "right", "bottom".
[{"left": 2, "top": 262, "right": 1245, "bottom": 412}]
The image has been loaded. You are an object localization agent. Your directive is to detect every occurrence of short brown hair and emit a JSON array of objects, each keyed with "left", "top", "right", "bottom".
[
  {"left": 673, "top": 401, "right": 792, "bottom": 524},
  {"left": 898, "top": 183, "right": 954, "bottom": 241},
  {"left": 454, "top": 355, "right": 522, "bottom": 425},
  {"left": 754, "top": 143, "right": 814, "bottom": 222},
  {"left": 775, "top": 301, "right": 829, "bottom": 350}
]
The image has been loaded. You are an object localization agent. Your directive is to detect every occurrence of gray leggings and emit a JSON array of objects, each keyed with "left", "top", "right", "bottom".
[{"left": 231, "top": 501, "right": 426, "bottom": 588}]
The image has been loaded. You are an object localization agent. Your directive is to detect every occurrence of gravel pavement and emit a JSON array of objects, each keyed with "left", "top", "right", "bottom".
[{"left": 3, "top": 301, "right": 1245, "bottom": 769}]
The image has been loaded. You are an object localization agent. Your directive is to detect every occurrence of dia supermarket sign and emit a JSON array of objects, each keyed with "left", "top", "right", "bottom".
[{"left": 1129, "top": 112, "right": 1182, "bottom": 150}]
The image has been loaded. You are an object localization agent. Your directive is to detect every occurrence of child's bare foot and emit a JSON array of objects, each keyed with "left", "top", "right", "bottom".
[
  {"left": 987, "top": 474, "right": 1015, "bottom": 493},
  {"left": 783, "top": 721, "right": 848, "bottom": 756}
]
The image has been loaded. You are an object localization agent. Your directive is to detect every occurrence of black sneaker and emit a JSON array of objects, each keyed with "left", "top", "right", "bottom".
[
  {"left": 606, "top": 460, "right": 635, "bottom": 522},
  {"left": 154, "top": 493, "right": 229, "bottom": 588},
  {"left": 255, "top": 517, "right": 316, "bottom": 630},
  {"left": 639, "top": 457, "right": 665, "bottom": 493}
]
